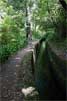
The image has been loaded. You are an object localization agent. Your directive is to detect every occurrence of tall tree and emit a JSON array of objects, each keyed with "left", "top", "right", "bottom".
[
  {"left": 8, "top": 0, "right": 34, "bottom": 41},
  {"left": 59, "top": 0, "right": 67, "bottom": 11}
]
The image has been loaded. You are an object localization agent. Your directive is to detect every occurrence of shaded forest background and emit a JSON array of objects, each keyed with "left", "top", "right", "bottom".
[{"left": 0, "top": 0, "right": 67, "bottom": 62}]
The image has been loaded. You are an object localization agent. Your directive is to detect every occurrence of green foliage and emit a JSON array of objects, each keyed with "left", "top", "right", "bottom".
[
  {"left": 0, "top": 32, "right": 27, "bottom": 62},
  {"left": 0, "top": 0, "right": 27, "bottom": 62},
  {"left": 32, "top": 30, "right": 44, "bottom": 39},
  {"left": 32, "top": 0, "right": 66, "bottom": 39},
  {"left": 0, "top": 0, "right": 66, "bottom": 62}
]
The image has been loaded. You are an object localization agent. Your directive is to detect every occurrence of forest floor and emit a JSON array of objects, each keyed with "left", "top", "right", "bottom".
[{"left": 0, "top": 40, "right": 40, "bottom": 101}]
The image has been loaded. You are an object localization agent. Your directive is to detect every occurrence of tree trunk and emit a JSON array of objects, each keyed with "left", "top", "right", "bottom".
[
  {"left": 59, "top": 0, "right": 67, "bottom": 38},
  {"left": 59, "top": 0, "right": 67, "bottom": 11},
  {"left": 25, "top": 3, "right": 32, "bottom": 41}
]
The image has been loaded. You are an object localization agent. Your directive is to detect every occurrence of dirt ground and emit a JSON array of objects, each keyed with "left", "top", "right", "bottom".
[{"left": 0, "top": 42, "right": 40, "bottom": 101}]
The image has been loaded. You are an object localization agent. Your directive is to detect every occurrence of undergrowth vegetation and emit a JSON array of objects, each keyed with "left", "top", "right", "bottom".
[{"left": 0, "top": 3, "right": 27, "bottom": 62}]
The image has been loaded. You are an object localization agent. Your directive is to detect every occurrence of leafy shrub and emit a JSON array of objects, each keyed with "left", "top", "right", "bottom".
[{"left": 0, "top": 14, "right": 27, "bottom": 62}]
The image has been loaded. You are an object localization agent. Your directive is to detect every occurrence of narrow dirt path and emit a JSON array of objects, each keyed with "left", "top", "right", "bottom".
[{"left": 0, "top": 41, "right": 39, "bottom": 101}]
